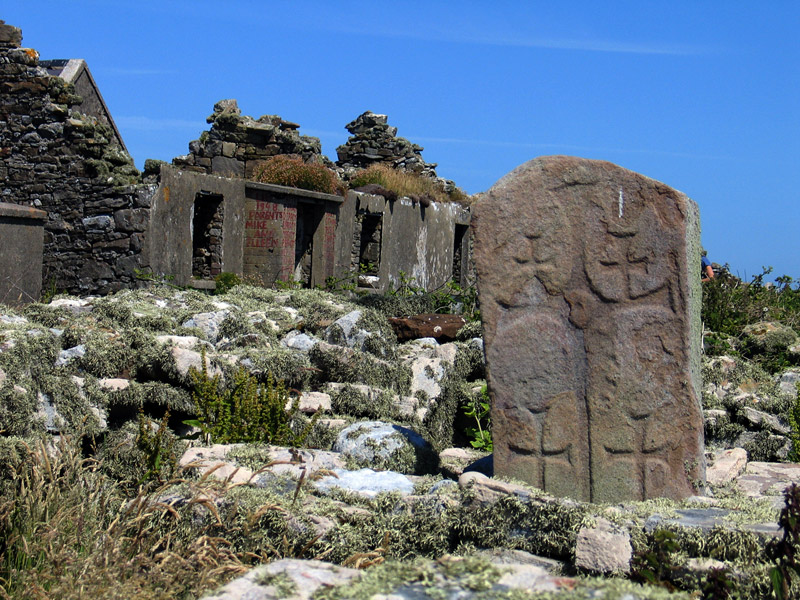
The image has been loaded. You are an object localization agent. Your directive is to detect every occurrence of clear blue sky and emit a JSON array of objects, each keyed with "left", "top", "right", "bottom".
[{"left": 4, "top": 1, "right": 799, "bottom": 280}]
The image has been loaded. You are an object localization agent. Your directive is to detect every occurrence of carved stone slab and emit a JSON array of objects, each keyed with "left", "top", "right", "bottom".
[{"left": 473, "top": 156, "right": 705, "bottom": 502}]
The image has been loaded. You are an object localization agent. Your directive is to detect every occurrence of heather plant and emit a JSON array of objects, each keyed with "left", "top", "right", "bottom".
[
  {"left": 251, "top": 155, "right": 343, "bottom": 195},
  {"left": 186, "top": 349, "right": 314, "bottom": 446}
]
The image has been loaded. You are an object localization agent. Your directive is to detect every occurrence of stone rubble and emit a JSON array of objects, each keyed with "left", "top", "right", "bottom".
[{"left": 172, "top": 99, "right": 328, "bottom": 179}]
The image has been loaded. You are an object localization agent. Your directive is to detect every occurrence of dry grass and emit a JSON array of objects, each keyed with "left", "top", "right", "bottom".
[
  {"left": 0, "top": 436, "right": 248, "bottom": 599},
  {"left": 349, "top": 164, "right": 471, "bottom": 205}
]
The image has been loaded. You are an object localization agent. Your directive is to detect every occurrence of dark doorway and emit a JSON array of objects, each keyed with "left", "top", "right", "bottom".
[
  {"left": 452, "top": 224, "right": 468, "bottom": 284},
  {"left": 192, "top": 192, "right": 224, "bottom": 279},
  {"left": 357, "top": 213, "right": 382, "bottom": 275},
  {"left": 294, "top": 202, "right": 322, "bottom": 287}
]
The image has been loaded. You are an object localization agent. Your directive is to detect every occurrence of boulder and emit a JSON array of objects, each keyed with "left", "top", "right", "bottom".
[
  {"left": 314, "top": 468, "right": 415, "bottom": 497},
  {"left": 333, "top": 420, "right": 436, "bottom": 474},
  {"left": 202, "top": 559, "right": 360, "bottom": 600},
  {"left": 706, "top": 448, "right": 748, "bottom": 486},
  {"left": 575, "top": 518, "right": 632, "bottom": 574},
  {"left": 182, "top": 310, "right": 230, "bottom": 343}
]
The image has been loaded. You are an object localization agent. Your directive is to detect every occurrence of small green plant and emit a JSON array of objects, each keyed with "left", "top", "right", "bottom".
[
  {"left": 463, "top": 385, "right": 492, "bottom": 452},
  {"left": 251, "top": 155, "right": 343, "bottom": 195},
  {"left": 767, "top": 483, "right": 800, "bottom": 599},
  {"left": 185, "top": 350, "right": 314, "bottom": 446},
  {"left": 387, "top": 271, "right": 426, "bottom": 298},
  {"left": 431, "top": 280, "right": 480, "bottom": 322},
  {"left": 214, "top": 271, "right": 242, "bottom": 295},
  {"left": 136, "top": 409, "right": 178, "bottom": 484},
  {"left": 631, "top": 529, "right": 679, "bottom": 590},
  {"left": 40, "top": 278, "right": 59, "bottom": 304},
  {"left": 275, "top": 275, "right": 303, "bottom": 290},
  {"left": 701, "top": 567, "right": 735, "bottom": 600}
]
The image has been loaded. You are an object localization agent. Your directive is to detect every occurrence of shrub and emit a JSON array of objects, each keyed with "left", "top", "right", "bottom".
[
  {"left": 186, "top": 350, "right": 313, "bottom": 446},
  {"left": 251, "top": 155, "right": 343, "bottom": 195},
  {"left": 214, "top": 271, "right": 242, "bottom": 295},
  {"left": 349, "top": 163, "right": 470, "bottom": 205},
  {"left": 703, "top": 267, "right": 800, "bottom": 341},
  {"left": 767, "top": 483, "right": 800, "bottom": 599}
]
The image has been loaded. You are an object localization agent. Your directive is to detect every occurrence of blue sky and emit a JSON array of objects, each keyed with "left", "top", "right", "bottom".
[{"left": 4, "top": 1, "right": 799, "bottom": 280}]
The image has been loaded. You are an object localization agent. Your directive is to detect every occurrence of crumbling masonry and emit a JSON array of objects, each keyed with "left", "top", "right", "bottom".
[{"left": 0, "top": 20, "right": 473, "bottom": 299}]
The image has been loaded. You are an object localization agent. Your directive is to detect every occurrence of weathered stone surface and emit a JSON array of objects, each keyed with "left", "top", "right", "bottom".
[
  {"left": 706, "top": 448, "right": 748, "bottom": 486},
  {"left": 289, "top": 391, "right": 331, "bottom": 414},
  {"left": 333, "top": 420, "right": 437, "bottom": 474},
  {"left": 575, "top": 518, "right": 632, "bottom": 573},
  {"left": 314, "top": 468, "right": 416, "bottom": 497},
  {"left": 473, "top": 156, "right": 705, "bottom": 502},
  {"left": 202, "top": 558, "right": 361, "bottom": 600},
  {"left": 388, "top": 313, "right": 467, "bottom": 342},
  {"left": 736, "top": 461, "right": 800, "bottom": 499}
]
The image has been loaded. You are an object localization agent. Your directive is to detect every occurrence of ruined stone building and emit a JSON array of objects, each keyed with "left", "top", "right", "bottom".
[{"left": 0, "top": 20, "right": 472, "bottom": 304}]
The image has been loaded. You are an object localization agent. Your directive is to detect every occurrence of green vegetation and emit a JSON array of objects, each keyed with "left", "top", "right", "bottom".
[
  {"left": 702, "top": 267, "right": 800, "bottom": 367},
  {"left": 463, "top": 384, "right": 492, "bottom": 452},
  {"left": 186, "top": 350, "right": 313, "bottom": 446},
  {"left": 767, "top": 484, "right": 800, "bottom": 599},
  {"left": 631, "top": 529, "right": 680, "bottom": 590},
  {"left": 214, "top": 271, "right": 242, "bottom": 294},
  {"left": 3, "top": 264, "right": 800, "bottom": 598},
  {"left": 251, "top": 155, "right": 344, "bottom": 195}
]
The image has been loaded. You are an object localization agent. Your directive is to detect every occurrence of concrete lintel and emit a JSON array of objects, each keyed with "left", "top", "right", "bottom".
[{"left": 245, "top": 181, "right": 344, "bottom": 204}]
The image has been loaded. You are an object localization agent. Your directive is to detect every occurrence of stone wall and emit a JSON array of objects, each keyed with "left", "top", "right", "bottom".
[
  {"left": 0, "top": 20, "right": 150, "bottom": 296},
  {"left": 335, "top": 111, "right": 459, "bottom": 195},
  {"left": 336, "top": 190, "right": 472, "bottom": 293},
  {"left": 146, "top": 165, "right": 342, "bottom": 289},
  {"left": 0, "top": 20, "right": 474, "bottom": 299}
]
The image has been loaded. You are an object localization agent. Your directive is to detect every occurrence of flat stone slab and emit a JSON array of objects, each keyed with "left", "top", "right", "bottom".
[
  {"left": 473, "top": 156, "right": 705, "bottom": 503},
  {"left": 645, "top": 507, "right": 780, "bottom": 538},
  {"left": 736, "top": 461, "right": 800, "bottom": 499}
]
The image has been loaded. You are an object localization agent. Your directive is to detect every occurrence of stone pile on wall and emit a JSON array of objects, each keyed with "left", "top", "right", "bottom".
[
  {"left": 0, "top": 20, "right": 150, "bottom": 296},
  {"left": 335, "top": 111, "right": 436, "bottom": 176},
  {"left": 172, "top": 99, "right": 328, "bottom": 179},
  {"left": 335, "top": 111, "right": 459, "bottom": 195}
]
